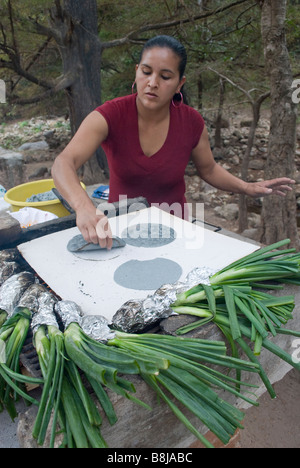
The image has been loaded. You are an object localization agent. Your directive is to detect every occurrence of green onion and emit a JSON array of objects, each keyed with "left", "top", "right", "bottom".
[
  {"left": 64, "top": 322, "right": 153, "bottom": 410},
  {"left": 33, "top": 324, "right": 65, "bottom": 447},
  {"left": 0, "top": 311, "right": 7, "bottom": 328},
  {"left": 108, "top": 331, "right": 260, "bottom": 447},
  {"left": 209, "top": 239, "right": 300, "bottom": 286},
  {"left": 171, "top": 239, "right": 300, "bottom": 400},
  {"left": 0, "top": 306, "right": 33, "bottom": 420},
  {"left": 223, "top": 285, "right": 241, "bottom": 340}
]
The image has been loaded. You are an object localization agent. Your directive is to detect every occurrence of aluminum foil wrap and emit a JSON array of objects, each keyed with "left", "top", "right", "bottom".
[
  {"left": 184, "top": 266, "right": 217, "bottom": 287},
  {"left": 0, "top": 262, "right": 21, "bottom": 287},
  {"left": 0, "top": 271, "right": 36, "bottom": 317},
  {"left": 55, "top": 300, "right": 83, "bottom": 329},
  {"left": 31, "top": 288, "right": 59, "bottom": 335},
  {"left": 0, "top": 249, "right": 21, "bottom": 263},
  {"left": 17, "top": 283, "right": 47, "bottom": 314},
  {"left": 111, "top": 266, "right": 218, "bottom": 333},
  {"left": 81, "top": 315, "right": 115, "bottom": 343},
  {"left": 111, "top": 282, "right": 182, "bottom": 333}
]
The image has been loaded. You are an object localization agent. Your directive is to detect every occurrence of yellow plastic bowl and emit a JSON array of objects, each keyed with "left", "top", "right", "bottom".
[{"left": 4, "top": 179, "right": 86, "bottom": 218}]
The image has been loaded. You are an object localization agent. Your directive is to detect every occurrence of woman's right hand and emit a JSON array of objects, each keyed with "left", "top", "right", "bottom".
[
  {"left": 76, "top": 203, "right": 113, "bottom": 250},
  {"left": 51, "top": 110, "right": 112, "bottom": 248}
]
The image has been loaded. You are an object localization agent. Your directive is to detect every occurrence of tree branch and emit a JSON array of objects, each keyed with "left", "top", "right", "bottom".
[
  {"left": 206, "top": 66, "right": 254, "bottom": 101},
  {"left": 12, "top": 37, "right": 52, "bottom": 92},
  {"left": 8, "top": 71, "right": 74, "bottom": 105},
  {"left": 101, "top": 0, "right": 256, "bottom": 50}
]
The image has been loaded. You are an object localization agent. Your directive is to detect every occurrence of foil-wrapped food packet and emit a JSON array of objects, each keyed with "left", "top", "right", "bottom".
[
  {"left": 30, "top": 286, "right": 59, "bottom": 335},
  {"left": 0, "top": 271, "right": 36, "bottom": 317},
  {"left": 111, "top": 286, "right": 178, "bottom": 333},
  {"left": 0, "top": 261, "right": 21, "bottom": 286},
  {"left": 17, "top": 282, "right": 47, "bottom": 314},
  {"left": 112, "top": 299, "right": 149, "bottom": 333},
  {"left": 81, "top": 315, "right": 115, "bottom": 342},
  {"left": 0, "top": 248, "right": 21, "bottom": 264},
  {"left": 55, "top": 300, "right": 83, "bottom": 329},
  {"left": 111, "top": 266, "right": 218, "bottom": 333}
]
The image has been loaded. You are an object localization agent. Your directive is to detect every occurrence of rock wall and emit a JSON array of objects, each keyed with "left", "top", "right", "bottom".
[{"left": 0, "top": 117, "right": 70, "bottom": 190}]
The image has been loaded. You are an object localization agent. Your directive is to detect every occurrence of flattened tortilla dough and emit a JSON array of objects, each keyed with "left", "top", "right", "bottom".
[
  {"left": 113, "top": 258, "right": 182, "bottom": 290},
  {"left": 121, "top": 223, "right": 176, "bottom": 248}
]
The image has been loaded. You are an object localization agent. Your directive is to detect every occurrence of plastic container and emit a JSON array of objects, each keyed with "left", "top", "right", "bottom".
[{"left": 4, "top": 179, "right": 86, "bottom": 218}]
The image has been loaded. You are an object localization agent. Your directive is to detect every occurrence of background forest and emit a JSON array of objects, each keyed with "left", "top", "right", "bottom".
[
  {"left": 1, "top": 1, "right": 299, "bottom": 119},
  {"left": 0, "top": 0, "right": 299, "bottom": 245}
]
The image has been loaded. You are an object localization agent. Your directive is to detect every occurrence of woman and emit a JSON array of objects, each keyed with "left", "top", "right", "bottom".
[{"left": 51, "top": 35, "right": 295, "bottom": 250}]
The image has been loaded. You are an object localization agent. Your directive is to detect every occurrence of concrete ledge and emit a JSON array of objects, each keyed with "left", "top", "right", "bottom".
[{"left": 0, "top": 211, "right": 22, "bottom": 246}]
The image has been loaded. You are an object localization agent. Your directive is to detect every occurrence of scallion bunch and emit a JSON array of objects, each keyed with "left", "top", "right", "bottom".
[
  {"left": 64, "top": 322, "right": 154, "bottom": 411},
  {"left": 209, "top": 238, "right": 300, "bottom": 286},
  {"left": 171, "top": 239, "right": 300, "bottom": 398},
  {"left": 0, "top": 306, "right": 42, "bottom": 419},
  {"left": 107, "top": 331, "right": 259, "bottom": 448},
  {"left": 32, "top": 323, "right": 66, "bottom": 447}
]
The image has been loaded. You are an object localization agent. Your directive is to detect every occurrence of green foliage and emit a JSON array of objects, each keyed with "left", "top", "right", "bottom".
[
  {"left": 286, "top": 2, "right": 300, "bottom": 66},
  {"left": 0, "top": 0, "right": 298, "bottom": 121}
]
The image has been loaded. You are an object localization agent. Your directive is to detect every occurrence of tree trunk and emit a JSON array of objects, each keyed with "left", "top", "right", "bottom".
[
  {"left": 214, "top": 78, "right": 226, "bottom": 149},
  {"left": 260, "top": 0, "right": 299, "bottom": 248},
  {"left": 238, "top": 92, "right": 269, "bottom": 233},
  {"left": 50, "top": 0, "right": 108, "bottom": 183}
]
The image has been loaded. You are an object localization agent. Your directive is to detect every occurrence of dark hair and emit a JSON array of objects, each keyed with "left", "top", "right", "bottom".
[
  {"left": 140, "top": 35, "right": 187, "bottom": 79},
  {"left": 139, "top": 35, "right": 188, "bottom": 104}
]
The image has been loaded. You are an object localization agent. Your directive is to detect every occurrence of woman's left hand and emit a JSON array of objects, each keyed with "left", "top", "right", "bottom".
[{"left": 244, "top": 178, "right": 296, "bottom": 197}]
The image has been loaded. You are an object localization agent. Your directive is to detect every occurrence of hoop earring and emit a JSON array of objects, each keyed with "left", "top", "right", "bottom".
[
  {"left": 172, "top": 92, "right": 183, "bottom": 108},
  {"left": 132, "top": 81, "right": 137, "bottom": 94}
]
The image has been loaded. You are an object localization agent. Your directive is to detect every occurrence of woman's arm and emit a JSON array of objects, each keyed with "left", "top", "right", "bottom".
[
  {"left": 51, "top": 111, "right": 113, "bottom": 249},
  {"left": 191, "top": 126, "right": 295, "bottom": 197}
]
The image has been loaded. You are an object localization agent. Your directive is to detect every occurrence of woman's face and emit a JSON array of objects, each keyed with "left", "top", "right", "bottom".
[{"left": 135, "top": 47, "right": 186, "bottom": 111}]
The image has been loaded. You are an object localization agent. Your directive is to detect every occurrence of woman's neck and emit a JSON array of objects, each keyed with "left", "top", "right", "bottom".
[{"left": 136, "top": 95, "right": 170, "bottom": 124}]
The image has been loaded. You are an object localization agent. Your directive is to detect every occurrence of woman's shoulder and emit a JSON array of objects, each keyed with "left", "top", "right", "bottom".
[
  {"left": 180, "top": 103, "right": 204, "bottom": 120},
  {"left": 174, "top": 103, "right": 205, "bottom": 131},
  {"left": 171, "top": 103, "right": 205, "bottom": 147},
  {"left": 95, "top": 94, "right": 135, "bottom": 113}
]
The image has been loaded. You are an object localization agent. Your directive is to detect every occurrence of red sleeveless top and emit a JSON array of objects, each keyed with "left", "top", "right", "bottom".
[{"left": 95, "top": 94, "right": 205, "bottom": 218}]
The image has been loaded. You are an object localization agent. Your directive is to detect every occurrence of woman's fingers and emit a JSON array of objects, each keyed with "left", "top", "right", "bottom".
[
  {"left": 76, "top": 206, "right": 113, "bottom": 249},
  {"left": 96, "top": 214, "right": 113, "bottom": 249},
  {"left": 246, "top": 178, "right": 296, "bottom": 197}
]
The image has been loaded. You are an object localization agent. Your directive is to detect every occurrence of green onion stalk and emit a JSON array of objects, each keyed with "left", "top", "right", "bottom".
[
  {"left": 169, "top": 239, "right": 300, "bottom": 399},
  {"left": 56, "top": 301, "right": 160, "bottom": 448},
  {"left": 107, "top": 331, "right": 260, "bottom": 449},
  {"left": 63, "top": 322, "right": 154, "bottom": 409},
  {"left": 33, "top": 321, "right": 108, "bottom": 448},
  {"left": 173, "top": 282, "right": 297, "bottom": 342},
  {"left": 0, "top": 306, "right": 42, "bottom": 419},
  {"left": 173, "top": 240, "right": 300, "bottom": 339},
  {"left": 172, "top": 283, "right": 299, "bottom": 399},
  {"left": 29, "top": 292, "right": 108, "bottom": 449},
  {"left": 0, "top": 282, "right": 50, "bottom": 420},
  {"left": 213, "top": 311, "right": 300, "bottom": 398},
  {"left": 32, "top": 322, "right": 66, "bottom": 448},
  {"left": 208, "top": 239, "right": 300, "bottom": 287},
  {"left": 0, "top": 310, "right": 7, "bottom": 328},
  {"left": 174, "top": 240, "right": 300, "bottom": 310},
  {"left": 34, "top": 324, "right": 108, "bottom": 449},
  {"left": 0, "top": 272, "right": 36, "bottom": 390},
  {"left": 0, "top": 272, "right": 35, "bottom": 322}
]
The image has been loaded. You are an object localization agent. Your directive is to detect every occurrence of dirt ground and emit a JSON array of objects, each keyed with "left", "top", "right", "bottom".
[{"left": 239, "top": 368, "right": 300, "bottom": 448}]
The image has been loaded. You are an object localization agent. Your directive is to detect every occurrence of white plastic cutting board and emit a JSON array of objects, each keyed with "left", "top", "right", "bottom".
[{"left": 18, "top": 207, "right": 258, "bottom": 322}]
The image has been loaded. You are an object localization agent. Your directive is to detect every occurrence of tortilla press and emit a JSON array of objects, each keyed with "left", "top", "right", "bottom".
[{"left": 67, "top": 233, "right": 126, "bottom": 252}]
